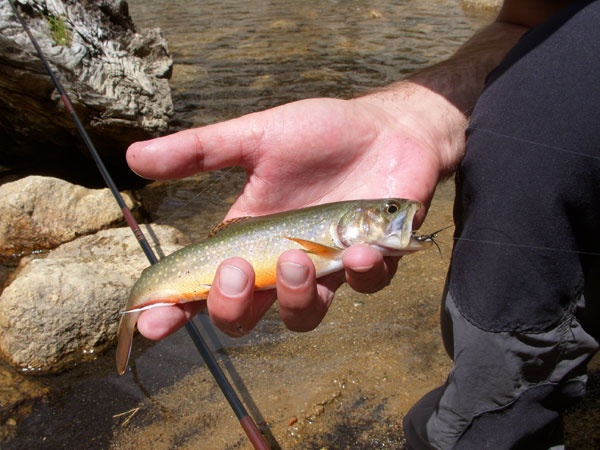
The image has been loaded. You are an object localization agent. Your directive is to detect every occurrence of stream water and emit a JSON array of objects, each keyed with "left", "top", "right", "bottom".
[{"left": 1, "top": 1, "right": 598, "bottom": 449}]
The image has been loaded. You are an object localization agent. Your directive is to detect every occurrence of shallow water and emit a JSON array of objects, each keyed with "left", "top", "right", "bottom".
[
  {"left": 2, "top": 1, "right": 598, "bottom": 449},
  {"left": 127, "top": 0, "right": 491, "bottom": 131}
]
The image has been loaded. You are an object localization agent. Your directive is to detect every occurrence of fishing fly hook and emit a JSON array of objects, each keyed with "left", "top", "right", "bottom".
[{"left": 415, "top": 225, "right": 454, "bottom": 255}]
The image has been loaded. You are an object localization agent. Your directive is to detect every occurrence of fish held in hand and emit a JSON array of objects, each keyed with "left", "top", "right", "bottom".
[{"left": 116, "top": 198, "right": 432, "bottom": 374}]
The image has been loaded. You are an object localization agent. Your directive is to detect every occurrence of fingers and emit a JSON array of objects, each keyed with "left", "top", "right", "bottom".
[
  {"left": 207, "top": 252, "right": 336, "bottom": 336},
  {"left": 138, "top": 257, "right": 276, "bottom": 340},
  {"left": 275, "top": 246, "right": 396, "bottom": 331},
  {"left": 126, "top": 114, "right": 265, "bottom": 180},
  {"left": 138, "top": 246, "right": 397, "bottom": 341},
  {"left": 137, "top": 301, "right": 206, "bottom": 340},
  {"left": 276, "top": 250, "right": 340, "bottom": 332},
  {"left": 208, "top": 252, "right": 336, "bottom": 335},
  {"left": 342, "top": 244, "right": 398, "bottom": 294},
  {"left": 207, "top": 258, "right": 276, "bottom": 337}
]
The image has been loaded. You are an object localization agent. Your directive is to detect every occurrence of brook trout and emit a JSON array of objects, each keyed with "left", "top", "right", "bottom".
[{"left": 117, "top": 198, "right": 433, "bottom": 374}]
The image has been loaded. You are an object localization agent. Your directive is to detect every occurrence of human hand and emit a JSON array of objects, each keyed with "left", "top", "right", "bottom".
[{"left": 126, "top": 85, "right": 466, "bottom": 339}]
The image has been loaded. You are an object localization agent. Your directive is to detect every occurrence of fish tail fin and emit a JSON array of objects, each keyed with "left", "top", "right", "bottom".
[{"left": 116, "top": 310, "right": 140, "bottom": 375}]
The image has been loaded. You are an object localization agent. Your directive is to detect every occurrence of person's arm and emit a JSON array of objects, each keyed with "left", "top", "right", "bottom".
[
  {"left": 362, "top": 0, "right": 573, "bottom": 173},
  {"left": 128, "top": 1, "right": 577, "bottom": 339}
]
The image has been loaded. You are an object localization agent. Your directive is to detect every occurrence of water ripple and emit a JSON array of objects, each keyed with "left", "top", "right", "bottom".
[{"left": 127, "top": 0, "right": 493, "bottom": 130}]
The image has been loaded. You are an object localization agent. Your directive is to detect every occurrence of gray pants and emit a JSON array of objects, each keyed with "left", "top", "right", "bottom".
[
  {"left": 404, "top": 1, "right": 600, "bottom": 448},
  {"left": 404, "top": 292, "right": 598, "bottom": 449}
]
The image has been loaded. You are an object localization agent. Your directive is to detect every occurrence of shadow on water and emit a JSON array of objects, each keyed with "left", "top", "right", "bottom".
[
  {"left": 0, "top": 150, "right": 149, "bottom": 190},
  {"left": 0, "top": 334, "right": 183, "bottom": 448},
  {"left": 195, "top": 314, "right": 283, "bottom": 448}
]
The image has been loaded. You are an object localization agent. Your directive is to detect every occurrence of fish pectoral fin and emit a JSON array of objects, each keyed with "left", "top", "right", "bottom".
[{"left": 284, "top": 237, "right": 343, "bottom": 259}]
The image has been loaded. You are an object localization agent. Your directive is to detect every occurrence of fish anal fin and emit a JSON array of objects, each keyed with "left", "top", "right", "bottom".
[
  {"left": 208, "top": 216, "right": 253, "bottom": 237},
  {"left": 284, "top": 237, "right": 343, "bottom": 259},
  {"left": 124, "top": 286, "right": 211, "bottom": 313},
  {"left": 116, "top": 286, "right": 211, "bottom": 374}
]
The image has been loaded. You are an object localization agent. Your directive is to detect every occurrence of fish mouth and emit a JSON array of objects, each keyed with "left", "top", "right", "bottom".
[
  {"left": 374, "top": 202, "right": 431, "bottom": 254},
  {"left": 375, "top": 233, "right": 433, "bottom": 254}
]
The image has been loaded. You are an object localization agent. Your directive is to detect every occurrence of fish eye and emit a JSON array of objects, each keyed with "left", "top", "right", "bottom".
[{"left": 386, "top": 202, "right": 400, "bottom": 214}]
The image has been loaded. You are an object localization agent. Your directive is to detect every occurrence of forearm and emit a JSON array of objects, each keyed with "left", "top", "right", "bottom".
[
  {"left": 408, "top": 21, "right": 527, "bottom": 117},
  {"left": 360, "top": 0, "right": 575, "bottom": 175},
  {"left": 407, "top": 0, "right": 575, "bottom": 115},
  {"left": 359, "top": 21, "right": 526, "bottom": 177}
]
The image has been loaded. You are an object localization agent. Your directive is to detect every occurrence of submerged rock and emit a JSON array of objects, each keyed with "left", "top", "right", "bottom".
[
  {"left": 0, "top": 363, "right": 48, "bottom": 435},
  {"left": 0, "top": 0, "right": 173, "bottom": 175},
  {"left": 0, "top": 224, "right": 185, "bottom": 373},
  {"left": 0, "top": 175, "right": 139, "bottom": 258}
]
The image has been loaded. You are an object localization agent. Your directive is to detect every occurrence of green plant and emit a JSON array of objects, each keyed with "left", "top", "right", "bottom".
[{"left": 47, "top": 15, "right": 71, "bottom": 46}]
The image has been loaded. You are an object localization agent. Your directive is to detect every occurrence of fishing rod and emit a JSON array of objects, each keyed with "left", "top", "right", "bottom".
[{"left": 8, "top": 2, "right": 269, "bottom": 449}]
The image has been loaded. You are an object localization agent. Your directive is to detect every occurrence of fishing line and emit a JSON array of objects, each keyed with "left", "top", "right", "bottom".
[
  {"left": 431, "top": 226, "right": 600, "bottom": 256},
  {"left": 445, "top": 127, "right": 600, "bottom": 256},
  {"left": 8, "top": 2, "right": 269, "bottom": 449},
  {"left": 468, "top": 126, "right": 600, "bottom": 162},
  {"left": 450, "top": 236, "right": 600, "bottom": 257},
  {"left": 168, "top": 167, "right": 236, "bottom": 220}
]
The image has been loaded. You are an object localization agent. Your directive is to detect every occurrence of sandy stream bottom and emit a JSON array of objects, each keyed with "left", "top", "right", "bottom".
[{"left": 1, "top": 179, "right": 598, "bottom": 449}]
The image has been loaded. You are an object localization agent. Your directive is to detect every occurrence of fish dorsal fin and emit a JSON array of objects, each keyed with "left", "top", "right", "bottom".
[
  {"left": 208, "top": 216, "right": 253, "bottom": 237},
  {"left": 284, "top": 237, "right": 343, "bottom": 259}
]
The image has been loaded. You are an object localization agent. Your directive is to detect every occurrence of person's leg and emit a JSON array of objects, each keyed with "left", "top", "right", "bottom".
[{"left": 404, "top": 1, "right": 600, "bottom": 448}]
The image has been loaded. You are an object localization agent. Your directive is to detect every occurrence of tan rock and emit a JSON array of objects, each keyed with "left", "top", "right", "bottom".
[
  {"left": 0, "top": 176, "right": 139, "bottom": 257},
  {"left": 0, "top": 224, "right": 185, "bottom": 373}
]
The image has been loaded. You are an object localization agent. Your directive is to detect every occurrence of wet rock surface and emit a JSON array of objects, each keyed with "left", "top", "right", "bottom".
[
  {"left": 0, "top": 175, "right": 139, "bottom": 258},
  {"left": 0, "top": 224, "right": 184, "bottom": 373},
  {"left": 0, "top": 0, "right": 173, "bottom": 179}
]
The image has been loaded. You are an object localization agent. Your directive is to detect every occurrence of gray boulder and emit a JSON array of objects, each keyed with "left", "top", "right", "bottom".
[
  {"left": 0, "top": 0, "right": 173, "bottom": 173},
  {"left": 0, "top": 175, "right": 139, "bottom": 258},
  {"left": 0, "top": 224, "right": 185, "bottom": 373}
]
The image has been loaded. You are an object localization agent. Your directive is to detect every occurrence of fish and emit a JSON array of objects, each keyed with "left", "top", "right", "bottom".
[{"left": 116, "top": 198, "right": 434, "bottom": 374}]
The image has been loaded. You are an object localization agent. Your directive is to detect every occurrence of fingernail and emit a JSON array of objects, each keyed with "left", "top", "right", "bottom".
[
  {"left": 350, "top": 264, "right": 374, "bottom": 273},
  {"left": 219, "top": 265, "right": 248, "bottom": 296},
  {"left": 279, "top": 262, "right": 309, "bottom": 288}
]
